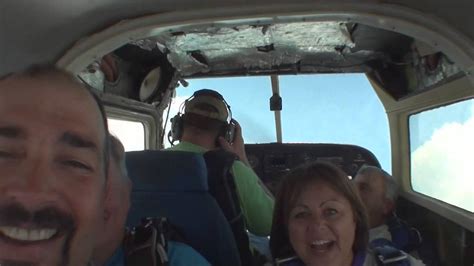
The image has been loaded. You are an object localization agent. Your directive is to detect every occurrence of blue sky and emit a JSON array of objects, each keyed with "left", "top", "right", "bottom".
[{"left": 169, "top": 73, "right": 392, "bottom": 172}]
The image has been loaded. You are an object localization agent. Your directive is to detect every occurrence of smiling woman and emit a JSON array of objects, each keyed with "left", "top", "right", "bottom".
[
  {"left": 269, "top": 161, "right": 427, "bottom": 266},
  {"left": 270, "top": 161, "right": 368, "bottom": 266}
]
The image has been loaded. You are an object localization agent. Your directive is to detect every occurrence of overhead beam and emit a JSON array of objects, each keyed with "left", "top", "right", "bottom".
[{"left": 271, "top": 75, "right": 283, "bottom": 143}]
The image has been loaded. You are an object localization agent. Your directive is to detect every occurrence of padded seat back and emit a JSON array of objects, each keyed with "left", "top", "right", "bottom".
[
  {"left": 204, "top": 149, "right": 254, "bottom": 266},
  {"left": 125, "top": 150, "right": 241, "bottom": 266}
]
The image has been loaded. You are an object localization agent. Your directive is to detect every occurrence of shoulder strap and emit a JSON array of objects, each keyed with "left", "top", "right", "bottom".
[
  {"left": 123, "top": 217, "right": 170, "bottom": 266},
  {"left": 386, "top": 216, "right": 423, "bottom": 253},
  {"left": 204, "top": 149, "right": 255, "bottom": 266},
  {"left": 370, "top": 238, "right": 411, "bottom": 266}
]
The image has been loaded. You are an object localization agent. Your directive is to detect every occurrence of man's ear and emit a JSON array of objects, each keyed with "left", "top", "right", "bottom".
[
  {"left": 383, "top": 198, "right": 395, "bottom": 216},
  {"left": 104, "top": 209, "right": 111, "bottom": 221},
  {"left": 103, "top": 175, "right": 114, "bottom": 222}
]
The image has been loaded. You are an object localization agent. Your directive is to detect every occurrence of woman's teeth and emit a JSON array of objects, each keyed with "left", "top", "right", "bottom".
[{"left": 310, "top": 240, "right": 334, "bottom": 251}]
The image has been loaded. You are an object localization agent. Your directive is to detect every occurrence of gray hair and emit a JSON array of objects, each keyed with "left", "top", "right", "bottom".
[{"left": 356, "top": 165, "right": 399, "bottom": 202}]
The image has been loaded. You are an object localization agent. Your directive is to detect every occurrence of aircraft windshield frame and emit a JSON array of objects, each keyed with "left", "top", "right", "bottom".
[{"left": 164, "top": 73, "right": 391, "bottom": 172}]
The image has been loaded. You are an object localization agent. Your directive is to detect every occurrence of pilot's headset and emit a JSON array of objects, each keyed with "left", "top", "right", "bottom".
[{"left": 168, "top": 89, "right": 236, "bottom": 145}]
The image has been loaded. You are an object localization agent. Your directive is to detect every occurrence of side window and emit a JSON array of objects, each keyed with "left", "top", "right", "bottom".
[
  {"left": 409, "top": 99, "right": 474, "bottom": 212},
  {"left": 107, "top": 118, "right": 146, "bottom": 151}
]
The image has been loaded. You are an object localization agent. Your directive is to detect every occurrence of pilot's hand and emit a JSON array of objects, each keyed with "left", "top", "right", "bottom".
[{"left": 218, "top": 120, "right": 251, "bottom": 167}]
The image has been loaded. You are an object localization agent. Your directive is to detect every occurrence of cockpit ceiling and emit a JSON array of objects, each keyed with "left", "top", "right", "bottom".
[
  {"left": 135, "top": 21, "right": 393, "bottom": 77},
  {"left": 80, "top": 19, "right": 462, "bottom": 102}
]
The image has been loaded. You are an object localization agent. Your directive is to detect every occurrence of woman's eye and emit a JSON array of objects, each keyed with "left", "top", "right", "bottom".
[
  {"left": 63, "top": 160, "right": 92, "bottom": 171},
  {"left": 324, "top": 208, "right": 339, "bottom": 217}
]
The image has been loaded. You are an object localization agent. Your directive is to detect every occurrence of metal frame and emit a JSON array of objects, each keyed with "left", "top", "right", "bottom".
[
  {"left": 56, "top": 3, "right": 474, "bottom": 83},
  {"left": 370, "top": 75, "right": 474, "bottom": 232},
  {"left": 56, "top": 3, "right": 474, "bottom": 230},
  {"left": 101, "top": 93, "right": 160, "bottom": 149},
  {"left": 270, "top": 75, "right": 283, "bottom": 143}
]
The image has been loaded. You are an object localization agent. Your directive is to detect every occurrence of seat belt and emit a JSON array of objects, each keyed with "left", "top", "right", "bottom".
[
  {"left": 123, "top": 217, "right": 171, "bottom": 266},
  {"left": 370, "top": 238, "right": 411, "bottom": 266}
]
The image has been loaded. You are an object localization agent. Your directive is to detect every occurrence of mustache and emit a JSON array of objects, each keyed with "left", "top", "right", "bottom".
[
  {"left": 0, "top": 203, "right": 75, "bottom": 232},
  {"left": 0, "top": 260, "right": 35, "bottom": 266}
]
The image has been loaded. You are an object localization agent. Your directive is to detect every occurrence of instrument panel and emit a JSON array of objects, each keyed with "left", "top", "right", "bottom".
[{"left": 245, "top": 143, "right": 381, "bottom": 194}]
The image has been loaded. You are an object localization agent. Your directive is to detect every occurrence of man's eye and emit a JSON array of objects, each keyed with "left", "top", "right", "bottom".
[{"left": 63, "top": 160, "right": 93, "bottom": 171}]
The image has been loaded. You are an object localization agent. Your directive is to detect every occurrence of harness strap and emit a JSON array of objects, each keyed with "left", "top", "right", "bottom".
[
  {"left": 124, "top": 217, "right": 170, "bottom": 266},
  {"left": 370, "top": 238, "right": 410, "bottom": 266}
]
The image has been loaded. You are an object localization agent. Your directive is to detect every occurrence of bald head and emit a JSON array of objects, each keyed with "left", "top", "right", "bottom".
[{"left": 354, "top": 165, "right": 398, "bottom": 228}]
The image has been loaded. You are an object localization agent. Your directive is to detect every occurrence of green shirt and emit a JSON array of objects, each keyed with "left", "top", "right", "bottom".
[{"left": 169, "top": 141, "right": 274, "bottom": 236}]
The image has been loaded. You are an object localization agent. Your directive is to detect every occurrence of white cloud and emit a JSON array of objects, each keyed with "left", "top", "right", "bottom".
[{"left": 411, "top": 102, "right": 474, "bottom": 212}]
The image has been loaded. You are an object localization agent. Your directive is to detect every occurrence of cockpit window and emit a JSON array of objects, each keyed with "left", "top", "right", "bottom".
[
  {"left": 165, "top": 74, "right": 391, "bottom": 171},
  {"left": 108, "top": 118, "right": 145, "bottom": 151},
  {"left": 279, "top": 74, "right": 389, "bottom": 168},
  {"left": 409, "top": 99, "right": 474, "bottom": 212}
]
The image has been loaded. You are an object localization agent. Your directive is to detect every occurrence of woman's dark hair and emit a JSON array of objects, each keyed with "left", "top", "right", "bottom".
[{"left": 270, "top": 161, "right": 369, "bottom": 260}]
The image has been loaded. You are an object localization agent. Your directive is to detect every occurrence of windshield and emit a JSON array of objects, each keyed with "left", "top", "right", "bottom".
[{"left": 164, "top": 73, "right": 391, "bottom": 172}]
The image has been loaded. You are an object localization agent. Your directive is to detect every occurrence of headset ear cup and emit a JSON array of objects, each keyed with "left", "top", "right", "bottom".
[
  {"left": 170, "top": 114, "right": 183, "bottom": 142},
  {"left": 224, "top": 120, "right": 237, "bottom": 143}
]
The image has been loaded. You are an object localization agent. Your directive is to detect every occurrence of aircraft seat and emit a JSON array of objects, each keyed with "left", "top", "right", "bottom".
[
  {"left": 204, "top": 149, "right": 255, "bottom": 266},
  {"left": 125, "top": 150, "right": 241, "bottom": 266}
]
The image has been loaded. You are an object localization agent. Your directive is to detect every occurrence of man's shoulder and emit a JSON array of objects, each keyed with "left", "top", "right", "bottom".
[
  {"left": 167, "top": 241, "right": 211, "bottom": 266},
  {"left": 369, "top": 224, "right": 392, "bottom": 241},
  {"left": 111, "top": 241, "right": 211, "bottom": 266},
  {"left": 363, "top": 249, "right": 425, "bottom": 266},
  {"left": 168, "top": 141, "right": 207, "bottom": 153},
  {"left": 231, "top": 159, "right": 252, "bottom": 172}
]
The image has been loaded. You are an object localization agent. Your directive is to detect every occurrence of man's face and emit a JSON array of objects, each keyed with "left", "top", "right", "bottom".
[
  {"left": 353, "top": 173, "right": 387, "bottom": 228},
  {"left": 0, "top": 75, "right": 107, "bottom": 266},
  {"left": 94, "top": 154, "right": 131, "bottom": 265}
]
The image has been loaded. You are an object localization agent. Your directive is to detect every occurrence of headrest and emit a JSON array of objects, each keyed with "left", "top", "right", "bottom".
[{"left": 125, "top": 150, "right": 208, "bottom": 192}]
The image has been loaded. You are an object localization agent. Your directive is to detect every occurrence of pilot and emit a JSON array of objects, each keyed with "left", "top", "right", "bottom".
[
  {"left": 0, "top": 66, "right": 110, "bottom": 266},
  {"left": 94, "top": 135, "right": 211, "bottom": 266},
  {"left": 167, "top": 89, "right": 274, "bottom": 237}
]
